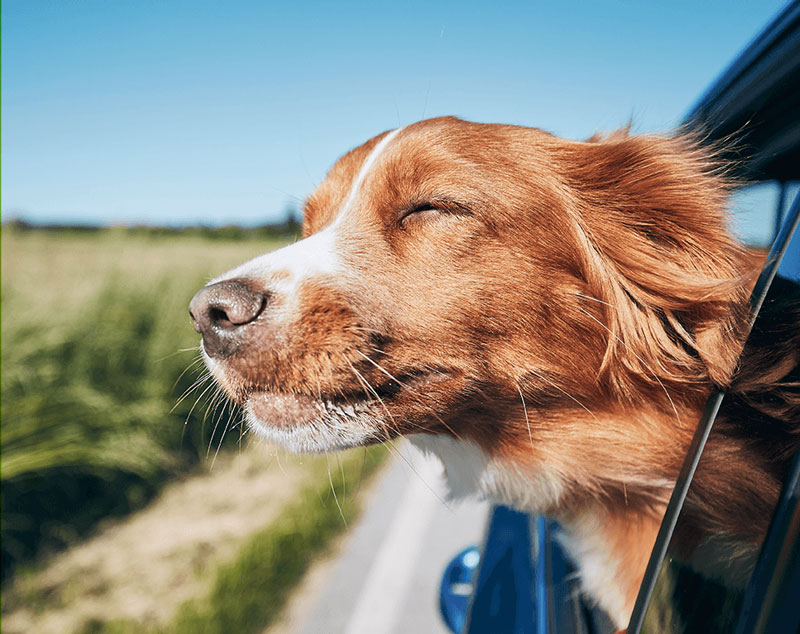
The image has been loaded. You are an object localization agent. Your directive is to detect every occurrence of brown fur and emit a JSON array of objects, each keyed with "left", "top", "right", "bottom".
[{"left": 197, "top": 117, "right": 800, "bottom": 625}]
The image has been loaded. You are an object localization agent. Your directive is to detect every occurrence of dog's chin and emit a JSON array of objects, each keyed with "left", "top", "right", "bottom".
[
  {"left": 241, "top": 370, "right": 455, "bottom": 453},
  {"left": 244, "top": 391, "right": 383, "bottom": 453}
]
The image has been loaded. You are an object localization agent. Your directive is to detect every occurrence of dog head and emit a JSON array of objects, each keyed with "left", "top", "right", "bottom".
[{"left": 190, "top": 117, "right": 750, "bottom": 498}]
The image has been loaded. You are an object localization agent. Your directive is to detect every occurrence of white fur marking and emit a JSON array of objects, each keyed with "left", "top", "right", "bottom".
[
  {"left": 556, "top": 514, "right": 630, "bottom": 629},
  {"left": 409, "top": 434, "right": 564, "bottom": 511},
  {"left": 211, "top": 225, "right": 339, "bottom": 296},
  {"left": 334, "top": 126, "right": 403, "bottom": 227},
  {"left": 411, "top": 434, "right": 629, "bottom": 628},
  {"left": 212, "top": 126, "right": 404, "bottom": 294}
]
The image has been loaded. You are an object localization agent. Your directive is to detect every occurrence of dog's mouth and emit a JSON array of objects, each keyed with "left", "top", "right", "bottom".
[{"left": 244, "top": 369, "right": 451, "bottom": 439}]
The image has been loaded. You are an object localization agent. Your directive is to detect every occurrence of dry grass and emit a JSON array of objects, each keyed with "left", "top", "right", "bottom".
[
  {"left": 2, "top": 448, "right": 319, "bottom": 634},
  {"left": 1, "top": 227, "right": 388, "bottom": 634},
  {"left": 2, "top": 227, "right": 288, "bottom": 578}
]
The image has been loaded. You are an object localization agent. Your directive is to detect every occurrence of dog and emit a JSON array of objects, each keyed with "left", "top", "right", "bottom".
[{"left": 189, "top": 117, "right": 799, "bottom": 628}]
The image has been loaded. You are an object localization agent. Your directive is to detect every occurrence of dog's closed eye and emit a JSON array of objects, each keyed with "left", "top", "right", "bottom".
[{"left": 398, "top": 199, "right": 472, "bottom": 228}]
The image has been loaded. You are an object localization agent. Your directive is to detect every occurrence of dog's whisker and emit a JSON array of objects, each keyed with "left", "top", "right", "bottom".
[
  {"left": 233, "top": 401, "right": 246, "bottom": 449},
  {"left": 579, "top": 307, "right": 681, "bottom": 425},
  {"left": 352, "top": 350, "right": 462, "bottom": 439},
  {"left": 212, "top": 400, "right": 240, "bottom": 466},
  {"left": 352, "top": 447, "right": 369, "bottom": 498},
  {"left": 326, "top": 452, "right": 347, "bottom": 526},
  {"left": 155, "top": 347, "right": 202, "bottom": 364},
  {"left": 178, "top": 373, "right": 213, "bottom": 423},
  {"left": 207, "top": 387, "right": 232, "bottom": 463},
  {"left": 337, "top": 453, "right": 347, "bottom": 500},
  {"left": 524, "top": 367, "right": 599, "bottom": 422},
  {"left": 517, "top": 383, "right": 534, "bottom": 453},
  {"left": 381, "top": 437, "right": 453, "bottom": 511},
  {"left": 171, "top": 373, "right": 208, "bottom": 412},
  {"left": 344, "top": 358, "right": 397, "bottom": 427},
  {"left": 171, "top": 355, "right": 207, "bottom": 392},
  {"left": 177, "top": 370, "right": 210, "bottom": 448},
  {"left": 273, "top": 446, "right": 287, "bottom": 476},
  {"left": 353, "top": 350, "right": 415, "bottom": 391},
  {"left": 575, "top": 292, "right": 614, "bottom": 307},
  {"left": 171, "top": 369, "right": 211, "bottom": 413},
  {"left": 204, "top": 386, "right": 229, "bottom": 459},
  {"left": 343, "top": 325, "right": 384, "bottom": 335},
  {"left": 185, "top": 378, "right": 220, "bottom": 433}
]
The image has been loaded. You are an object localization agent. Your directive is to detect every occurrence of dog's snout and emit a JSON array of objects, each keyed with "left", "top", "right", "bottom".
[{"left": 189, "top": 280, "right": 266, "bottom": 357}]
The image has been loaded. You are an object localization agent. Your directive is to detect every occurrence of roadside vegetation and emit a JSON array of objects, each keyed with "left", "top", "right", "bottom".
[
  {"left": 2, "top": 225, "right": 388, "bottom": 633},
  {"left": 2, "top": 225, "right": 290, "bottom": 581},
  {"left": 89, "top": 446, "right": 386, "bottom": 634}
]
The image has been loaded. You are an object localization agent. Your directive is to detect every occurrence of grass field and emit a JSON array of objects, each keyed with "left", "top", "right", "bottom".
[
  {"left": 2, "top": 227, "right": 287, "bottom": 322},
  {"left": 0, "top": 226, "right": 390, "bottom": 632},
  {"left": 2, "top": 226, "right": 287, "bottom": 579},
  {"left": 1, "top": 226, "right": 388, "bottom": 633},
  {"left": 2, "top": 444, "right": 387, "bottom": 634}
]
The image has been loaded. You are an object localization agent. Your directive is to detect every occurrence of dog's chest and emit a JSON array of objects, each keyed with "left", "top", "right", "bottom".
[
  {"left": 409, "top": 434, "right": 565, "bottom": 511},
  {"left": 409, "top": 434, "right": 630, "bottom": 628}
]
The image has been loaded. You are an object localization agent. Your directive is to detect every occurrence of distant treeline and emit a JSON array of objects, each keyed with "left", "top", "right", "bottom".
[{"left": 2, "top": 217, "right": 302, "bottom": 241}]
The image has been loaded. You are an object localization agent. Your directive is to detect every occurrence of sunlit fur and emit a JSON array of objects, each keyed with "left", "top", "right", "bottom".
[{"left": 196, "top": 117, "right": 800, "bottom": 628}]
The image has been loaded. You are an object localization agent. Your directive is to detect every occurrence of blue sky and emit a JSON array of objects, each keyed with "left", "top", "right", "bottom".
[{"left": 1, "top": 0, "right": 789, "bottom": 226}]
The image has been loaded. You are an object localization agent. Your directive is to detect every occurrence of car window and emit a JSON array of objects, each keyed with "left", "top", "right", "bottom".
[
  {"left": 629, "top": 197, "right": 800, "bottom": 634},
  {"left": 728, "top": 180, "right": 800, "bottom": 248}
]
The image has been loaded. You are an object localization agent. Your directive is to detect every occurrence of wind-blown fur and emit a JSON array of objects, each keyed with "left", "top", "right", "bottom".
[{"left": 192, "top": 117, "right": 800, "bottom": 628}]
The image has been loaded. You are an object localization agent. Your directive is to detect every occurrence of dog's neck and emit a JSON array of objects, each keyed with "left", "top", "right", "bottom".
[
  {"left": 410, "top": 432, "right": 664, "bottom": 628},
  {"left": 409, "top": 364, "right": 789, "bottom": 629}
]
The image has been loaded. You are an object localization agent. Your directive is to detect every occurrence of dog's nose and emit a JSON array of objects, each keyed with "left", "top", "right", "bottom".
[{"left": 189, "top": 280, "right": 267, "bottom": 358}]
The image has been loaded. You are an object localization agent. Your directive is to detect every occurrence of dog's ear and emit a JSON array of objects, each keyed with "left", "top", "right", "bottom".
[{"left": 560, "top": 133, "right": 754, "bottom": 398}]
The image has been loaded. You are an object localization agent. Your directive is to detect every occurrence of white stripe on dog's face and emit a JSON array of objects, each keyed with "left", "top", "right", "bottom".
[
  {"left": 213, "top": 127, "right": 403, "bottom": 295},
  {"left": 212, "top": 226, "right": 339, "bottom": 296},
  {"left": 335, "top": 127, "right": 402, "bottom": 224}
]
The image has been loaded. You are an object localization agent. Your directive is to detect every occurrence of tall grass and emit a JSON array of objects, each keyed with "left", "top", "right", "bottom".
[
  {"left": 1, "top": 229, "right": 287, "bottom": 580},
  {"left": 167, "top": 446, "right": 386, "bottom": 634},
  {"left": 78, "top": 446, "right": 387, "bottom": 634},
  {"left": 2, "top": 278, "right": 216, "bottom": 579}
]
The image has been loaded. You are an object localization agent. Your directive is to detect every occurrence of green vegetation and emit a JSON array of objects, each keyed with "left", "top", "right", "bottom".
[
  {"left": 169, "top": 447, "right": 386, "bottom": 634},
  {"left": 3, "top": 217, "right": 302, "bottom": 243},
  {"left": 1, "top": 227, "right": 292, "bottom": 580},
  {"left": 87, "top": 446, "right": 386, "bottom": 634},
  {"left": 3, "top": 226, "right": 390, "bottom": 634}
]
